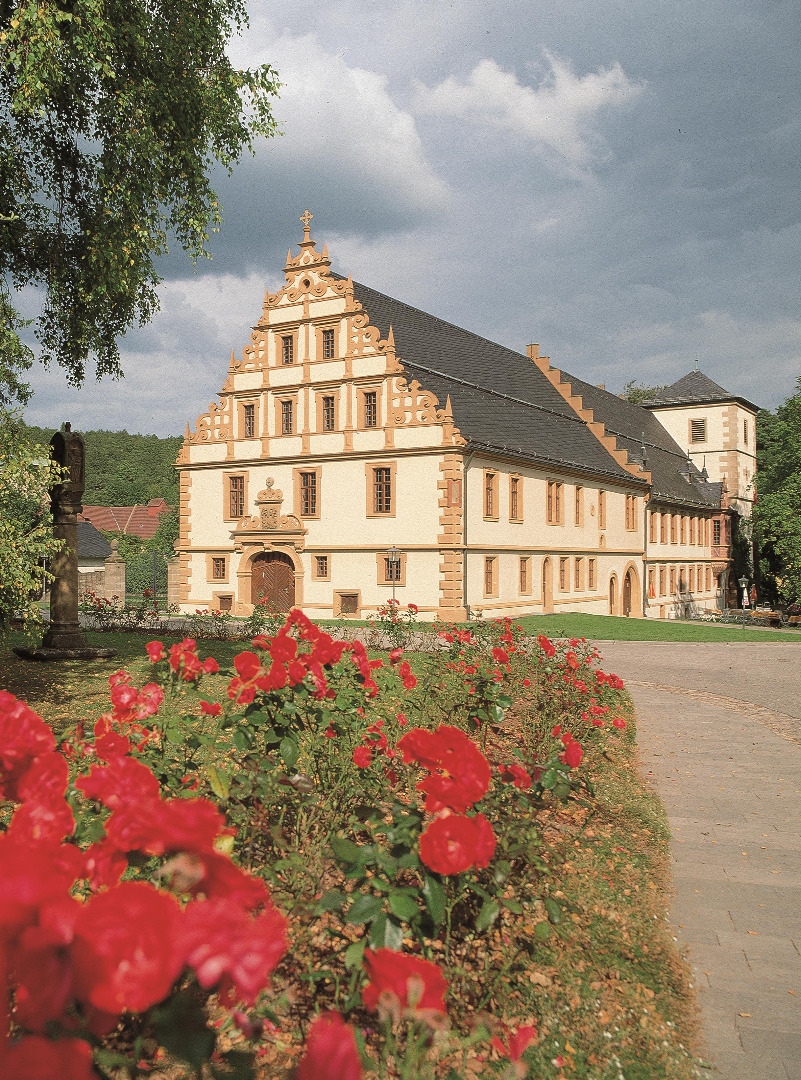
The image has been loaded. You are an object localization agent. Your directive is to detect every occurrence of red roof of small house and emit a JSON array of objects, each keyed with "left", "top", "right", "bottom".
[{"left": 79, "top": 499, "right": 170, "bottom": 541}]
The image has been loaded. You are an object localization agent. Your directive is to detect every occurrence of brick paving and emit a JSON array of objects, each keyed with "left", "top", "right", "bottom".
[{"left": 592, "top": 643, "right": 801, "bottom": 1080}]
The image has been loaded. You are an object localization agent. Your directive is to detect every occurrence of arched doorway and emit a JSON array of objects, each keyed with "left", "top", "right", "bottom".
[
  {"left": 251, "top": 551, "right": 296, "bottom": 610},
  {"left": 541, "top": 558, "right": 554, "bottom": 613},
  {"left": 622, "top": 570, "right": 633, "bottom": 617},
  {"left": 608, "top": 574, "right": 618, "bottom": 616}
]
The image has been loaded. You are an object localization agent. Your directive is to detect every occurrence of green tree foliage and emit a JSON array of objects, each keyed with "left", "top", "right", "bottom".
[
  {"left": 21, "top": 423, "right": 181, "bottom": 505},
  {"left": 0, "top": 409, "right": 62, "bottom": 632},
  {"left": 620, "top": 380, "right": 668, "bottom": 404},
  {"left": 754, "top": 378, "right": 801, "bottom": 605},
  {"left": 1, "top": 0, "right": 279, "bottom": 401}
]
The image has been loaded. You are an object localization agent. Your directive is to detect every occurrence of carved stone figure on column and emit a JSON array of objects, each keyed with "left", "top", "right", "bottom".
[{"left": 14, "top": 423, "right": 116, "bottom": 661}]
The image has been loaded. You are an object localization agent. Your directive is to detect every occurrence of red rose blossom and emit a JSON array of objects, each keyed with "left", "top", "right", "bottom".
[
  {"left": 296, "top": 1012, "right": 362, "bottom": 1080},
  {"left": 362, "top": 949, "right": 448, "bottom": 1014},
  {"left": 398, "top": 725, "right": 491, "bottom": 812},
  {"left": 353, "top": 746, "right": 372, "bottom": 769},
  {"left": 418, "top": 812, "right": 496, "bottom": 875}
]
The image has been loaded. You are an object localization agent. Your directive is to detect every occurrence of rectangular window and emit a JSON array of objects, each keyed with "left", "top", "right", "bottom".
[
  {"left": 547, "top": 480, "right": 564, "bottom": 525},
  {"left": 337, "top": 592, "right": 359, "bottom": 616},
  {"left": 575, "top": 485, "right": 583, "bottom": 527},
  {"left": 659, "top": 565, "right": 666, "bottom": 596},
  {"left": 519, "top": 556, "right": 531, "bottom": 594},
  {"left": 743, "top": 419, "right": 748, "bottom": 444},
  {"left": 322, "top": 328, "right": 335, "bottom": 359},
  {"left": 648, "top": 567, "right": 656, "bottom": 599},
  {"left": 680, "top": 515, "right": 687, "bottom": 544},
  {"left": 282, "top": 335, "right": 294, "bottom": 364},
  {"left": 670, "top": 514, "right": 677, "bottom": 543},
  {"left": 229, "top": 476, "right": 244, "bottom": 518},
  {"left": 385, "top": 557, "right": 402, "bottom": 582},
  {"left": 218, "top": 595, "right": 233, "bottom": 612},
  {"left": 625, "top": 494, "right": 638, "bottom": 532},
  {"left": 373, "top": 467, "right": 392, "bottom": 514},
  {"left": 559, "top": 556, "right": 569, "bottom": 592},
  {"left": 243, "top": 403, "right": 255, "bottom": 438},
  {"left": 364, "top": 391, "right": 378, "bottom": 428},
  {"left": 670, "top": 567, "right": 676, "bottom": 594},
  {"left": 706, "top": 567, "right": 712, "bottom": 591},
  {"left": 300, "top": 472, "right": 317, "bottom": 516},
  {"left": 598, "top": 489, "right": 606, "bottom": 530},
  {"left": 713, "top": 519, "right": 721, "bottom": 546},
  {"left": 314, "top": 555, "right": 329, "bottom": 580},
  {"left": 212, "top": 557, "right": 226, "bottom": 580},
  {"left": 281, "top": 399, "right": 293, "bottom": 435},
  {"left": 484, "top": 556, "right": 497, "bottom": 597},
  {"left": 484, "top": 471, "right": 498, "bottom": 518},
  {"left": 510, "top": 476, "right": 522, "bottom": 521},
  {"left": 574, "top": 557, "right": 583, "bottom": 591},
  {"left": 322, "top": 395, "right": 336, "bottom": 431},
  {"left": 688, "top": 566, "right": 695, "bottom": 592},
  {"left": 660, "top": 512, "right": 667, "bottom": 544},
  {"left": 649, "top": 510, "right": 657, "bottom": 544},
  {"left": 588, "top": 558, "right": 597, "bottom": 590},
  {"left": 690, "top": 418, "right": 707, "bottom": 443}
]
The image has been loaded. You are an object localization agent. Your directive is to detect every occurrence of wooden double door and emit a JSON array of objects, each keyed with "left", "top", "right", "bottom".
[{"left": 251, "top": 552, "right": 295, "bottom": 610}]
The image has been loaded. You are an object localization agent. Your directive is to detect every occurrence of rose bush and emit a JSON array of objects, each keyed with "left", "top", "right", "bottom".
[{"left": 0, "top": 610, "right": 630, "bottom": 1078}]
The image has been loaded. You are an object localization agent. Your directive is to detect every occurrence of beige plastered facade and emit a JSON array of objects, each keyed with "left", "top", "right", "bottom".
[{"left": 177, "top": 226, "right": 725, "bottom": 621}]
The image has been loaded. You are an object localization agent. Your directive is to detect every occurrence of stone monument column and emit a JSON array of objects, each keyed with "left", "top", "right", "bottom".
[{"left": 14, "top": 424, "right": 116, "bottom": 661}]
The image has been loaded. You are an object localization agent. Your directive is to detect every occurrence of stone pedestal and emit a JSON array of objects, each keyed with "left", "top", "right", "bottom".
[
  {"left": 14, "top": 423, "right": 116, "bottom": 662},
  {"left": 103, "top": 540, "right": 126, "bottom": 602}
]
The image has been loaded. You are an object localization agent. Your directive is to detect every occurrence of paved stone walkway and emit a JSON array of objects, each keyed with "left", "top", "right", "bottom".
[{"left": 592, "top": 644, "right": 801, "bottom": 1080}]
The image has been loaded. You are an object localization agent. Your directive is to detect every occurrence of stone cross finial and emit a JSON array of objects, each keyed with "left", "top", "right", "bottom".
[{"left": 300, "top": 209, "right": 313, "bottom": 240}]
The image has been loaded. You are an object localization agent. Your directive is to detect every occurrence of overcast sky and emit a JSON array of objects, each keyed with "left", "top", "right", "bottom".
[{"left": 23, "top": 0, "right": 801, "bottom": 435}]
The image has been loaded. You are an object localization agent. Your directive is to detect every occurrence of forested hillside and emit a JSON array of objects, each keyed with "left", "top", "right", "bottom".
[{"left": 21, "top": 424, "right": 182, "bottom": 507}]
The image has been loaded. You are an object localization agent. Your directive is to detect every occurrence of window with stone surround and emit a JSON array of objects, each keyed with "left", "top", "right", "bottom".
[
  {"left": 547, "top": 480, "right": 564, "bottom": 525},
  {"left": 659, "top": 565, "right": 666, "bottom": 595},
  {"left": 366, "top": 462, "right": 396, "bottom": 517},
  {"left": 280, "top": 399, "right": 294, "bottom": 435},
  {"left": 574, "top": 556, "right": 584, "bottom": 590},
  {"left": 598, "top": 489, "right": 606, "bottom": 530},
  {"left": 281, "top": 335, "right": 294, "bottom": 364},
  {"left": 484, "top": 470, "right": 498, "bottom": 519},
  {"left": 519, "top": 556, "right": 531, "bottom": 594},
  {"left": 322, "top": 395, "right": 336, "bottom": 431},
  {"left": 243, "top": 403, "right": 255, "bottom": 438},
  {"left": 588, "top": 558, "right": 597, "bottom": 590},
  {"left": 559, "top": 556, "right": 569, "bottom": 592},
  {"left": 322, "top": 328, "right": 336, "bottom": 359},
  {"left": 313, "top": 555, "right": 330, "bottom": 580},
  {"left": 575, "top": 485, "right": 584, "bottom": 527},
  {"left": 509, "top": 475, "right": 523, "bottom": 522},
  {"left": 483, "top": 556, "right": 497, "bottom": 597}
]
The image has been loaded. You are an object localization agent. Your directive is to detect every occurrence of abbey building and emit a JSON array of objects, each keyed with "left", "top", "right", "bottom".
[{"left": 176, "top": 217, "right": 757, "bottom": 621}]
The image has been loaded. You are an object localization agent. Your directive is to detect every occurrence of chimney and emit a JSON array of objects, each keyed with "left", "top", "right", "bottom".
[
  {"left": 526, "top": 343, "right": 539, "bottom": 359},
  {"left": 597, "top": 383, "right": 605, "bottom": 391}
]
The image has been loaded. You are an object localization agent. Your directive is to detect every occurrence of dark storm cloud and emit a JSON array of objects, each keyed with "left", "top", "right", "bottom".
[{"left": 23, "top": 0, "right": 800, "bottom": 433}]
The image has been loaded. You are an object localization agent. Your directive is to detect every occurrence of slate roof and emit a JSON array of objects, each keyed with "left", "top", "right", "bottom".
[
  {"left": 645, "top": 370, "right": 759, "bottom": 412},
  {"left": 79, "top": 498, "right": 169, "bottom": 540},
  {"left": 77, "top": 520, "right": 112, "bottom": 560},
  {"left": 338, "top": 276, "right": 723, "bottom": 509},
  {"left": 562, "top": 376, "right": 723, "bottom": 509},
  {"left": 345, "top": 279, "right": 642, "bottom": 486}
]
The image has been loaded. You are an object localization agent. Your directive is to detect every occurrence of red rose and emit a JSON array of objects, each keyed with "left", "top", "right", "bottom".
[
  {"left": 492, "top": 647, "right": 510, "bottom": 665},
  {"left": 145, "top": 640, "right": 166, "bottom": 662},
  {"left": 499, "top": 763, "right": 532, "bottom": 790},
  {"left": 180, "top": 897, "right": 287, "bottom": 1004},
  {"left": 296, "top": 1011, "right": 362, "bottom": 1080},
  {"left": 398, "top": 725, "right": 491, "bottom": 812},
  {"left": 491, "top": 1023, "right": 537, "bottom": 1061},
  {"left": 560, "top": 740, "right": 584, "bottom": 768},
  {"left": 612, "top": 717, "right": 626, "bottom": 729},
  {"left": 234, "top": 651, "right": 261, "bottom": 680},
  {"left": 202, "top": 656, "right": 220, "bottom": 674},
  {"left": 3, "top": 1036, "right": 97, "bottom": 1080},
  {"left": 537, "top": 635, "right": 556, "bottom": 658},
  {"left": 353, "top": 746, "right": 372, "bottom": 769},
  {"left": 200, "top": 701, "right": 222, "bottom": 716},
  {"left": 269, "top": 634, "right": 298, "bottom": 663},
  {"left": 71, "top": 882, "right": 185, "bottom": 1015},
  {"left": 362, "top": 949, "right": 448, "bottom": 1014},
  {"left": 418, "top": 812, "right": 496, "bottom": 875}
]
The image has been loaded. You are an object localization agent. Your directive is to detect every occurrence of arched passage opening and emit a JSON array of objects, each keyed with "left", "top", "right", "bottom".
[{"left": 621, "top": 564, "right": 641, "bottom": 617}]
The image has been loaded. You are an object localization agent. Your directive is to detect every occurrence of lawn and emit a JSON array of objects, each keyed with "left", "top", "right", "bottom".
[
  {"left": 513, "top": 612, "right": 800, "bottom": 643},
  {"left": 0, "top": 622, "right": 705, "bottom": 1078}
]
